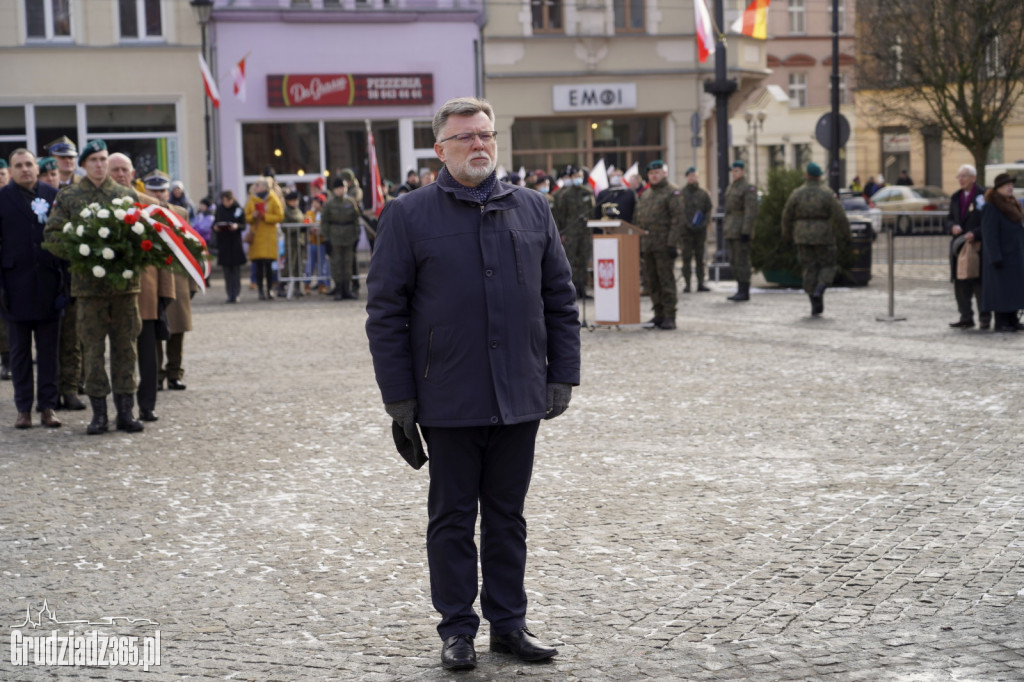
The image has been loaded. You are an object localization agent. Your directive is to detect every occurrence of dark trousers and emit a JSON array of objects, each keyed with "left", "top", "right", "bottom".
[
  {"left": 421, "top": 421, "right": 540, "bottom": 640},
  {"left": 157, "top": 332, "right": 185, "bottom": 381},
  {"left": 954, "top": 278, "right": 989, "bottom": 324},
  {"left": 8, "top": 318, "right": 61, "bottom": 412},
  {"left": 137, "top": 320, "right": 159, "bottom": 412},
  {"left": 253, "top": 259, "right": 274, "bottom": 294},
  {"left": 223, "top": 265, "right": 242, "bottom": 301}
]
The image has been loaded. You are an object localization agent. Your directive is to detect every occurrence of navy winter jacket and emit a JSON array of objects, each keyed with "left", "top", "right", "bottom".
[
  {"left": 366, "top": 168, "right": 580, "bottom": 427},
  {"left": 0, "top": 180, "right": 65, "bottom": 322}
]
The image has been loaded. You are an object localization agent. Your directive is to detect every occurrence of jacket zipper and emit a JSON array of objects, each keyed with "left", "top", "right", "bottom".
[{"left": 424, "top": 327, "right": 434, "bottom": 379}]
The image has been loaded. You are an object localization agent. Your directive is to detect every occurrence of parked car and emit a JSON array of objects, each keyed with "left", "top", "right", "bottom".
[
  {"left": 838, "top": 190, "right": 882, "bottom": 233},
  {"left": 869, "top": 185, "right": 949, "bottom": 232}
]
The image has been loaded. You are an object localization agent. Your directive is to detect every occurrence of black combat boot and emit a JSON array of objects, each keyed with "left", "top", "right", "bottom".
[
  {"left": 59, "top": 392, "right": 86, "bottom": 410},
  {"left": 682, "top": 277, "right": 692, "bottom": 293},
  {"left": 87, "top": 397, "right": 109, "bottom": 435},
  {"left": 114, "top": 394, "right": 144, "bottom": 433},
  {"left": 810, "top": 294, "right": 824, "bottom": 316},
  {"left": 696, "top": 280, "right": 710, "bottom": 292},
  {"left": 727, "top": 282, "right": 750, "bottom": 301}
]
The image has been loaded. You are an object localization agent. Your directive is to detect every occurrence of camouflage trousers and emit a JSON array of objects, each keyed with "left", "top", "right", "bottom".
[
  {"left": 681, "top": 229, "right": 707, "bottom": 284},
  {"left": 563, "top": 228, "right": 592, "bottom": 296},
  {"left": 726, "top": 238, "right": 751, "bottom": 284},
  {"left": 329, "top": 243, "right": 355, "bottom": 295},
  {"left": 77, "top": 294, "right": 141, "bottom": 397},
  {"left": 59, "top": 298, "right": 83, "bottom": 394},
  {"left": 796, "top": 243, "right": 838, "bottom": 294},
  {"left": 643, "top": 247, "right": 678, "bottom": 319}
]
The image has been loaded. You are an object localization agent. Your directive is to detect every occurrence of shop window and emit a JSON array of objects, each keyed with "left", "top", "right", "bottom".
[
  {"left": 0, "top": 107, "right": 28, "bottom": 162},
  {"left": 613, "top": 0, "right": 644, "bottom": 33},
  {"left": 34, "top": 105, "right": 77, "bottom": 158},
  {"left": 87, "top": 104, "right": 176, "bottom": 134},
  {"left": 413, "top": 121, "right": 436, "bottom": 148},
  {"left": 25, "top": 0, "right": 71, "bottom": 40},
  {"left": 119, "top": 0, "right": 163, "bottom": 40},
  {"left": 531, "top": 0, "right": 563, "bottom": 33},
  {"left": 511, "top": 115, "right": 663, "bottom": 177},
  {"left": 242, "top": 122, "right": 321, "bottom": 177}
]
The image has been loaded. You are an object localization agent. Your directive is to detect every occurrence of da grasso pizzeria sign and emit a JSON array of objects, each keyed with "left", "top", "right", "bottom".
[{"left": 267, "top": 73, "right": 434, "bottom": 107}]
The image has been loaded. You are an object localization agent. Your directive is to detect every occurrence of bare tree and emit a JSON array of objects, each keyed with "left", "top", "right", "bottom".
[{"left": 857, "top": 0, "right": 1024, "bottom": 185}]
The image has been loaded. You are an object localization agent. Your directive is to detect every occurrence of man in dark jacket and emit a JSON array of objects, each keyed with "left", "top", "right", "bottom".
[
  {"left": 366, "top": 97, "right": 580, "bottom": 672},
  {"left": 0, "top": 149, "right": 64, "bottom": 428},
  {"left": 945, "top": 164, "right": 988, "bottom": 329}
]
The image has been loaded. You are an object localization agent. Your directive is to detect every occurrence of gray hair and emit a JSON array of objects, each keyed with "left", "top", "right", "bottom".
[
  {"left": 433, "top": 97, "right": 495, "bottom": 140},
  {"left": 957, "top": 164, "right": 977, "bottom": 177},
  {"left": 108, "top": 152, "right": 133, "bottom": 169}
]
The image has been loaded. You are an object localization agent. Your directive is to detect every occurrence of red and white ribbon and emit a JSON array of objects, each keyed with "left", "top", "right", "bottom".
[{"left": 141, "top": 205, "right": 209, "bottom": 292}]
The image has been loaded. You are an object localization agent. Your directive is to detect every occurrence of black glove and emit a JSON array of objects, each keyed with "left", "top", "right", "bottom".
[
  {"left": 993, "top": 259, "right": 1003, "bottom": 270},
  {"left": 544, "top": 383, "right": 572, "bottom": 420},
  {"left": 385, "top": 398, "right": 418, "bottom": 441},
  {"left": 666, "top": 246, "right": 678, "bottom": 260},
  {"left": 323, "top": 241, "right": 333, "bottom": 256},
  {"left": 739, "top": 234, "right": 751, "bottom": 244},
  {"left": 190, "top": 290, "right": 196, "bottom": 300}
]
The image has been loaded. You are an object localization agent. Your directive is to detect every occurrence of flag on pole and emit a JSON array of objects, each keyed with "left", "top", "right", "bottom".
[
  {"left": 694, "top": 0, "right": 716, "bottom": 63},
  {"left": 231, "top": 57, "right": 247, "bottom": 102},
  {"left": 366, "top": 124, "right": 386, "bottom": 218},
  {"left": 589, "top": 158, "right": 609, "bottom": 194},
  {"left": 198, "top": 54, "right": 220, "bottom": 109},
  {"left": 731, "top": 0, "right": 770, "bottom": 39},
  {"left": 624, "top": 161, "right": 639, "bottom": 181}
]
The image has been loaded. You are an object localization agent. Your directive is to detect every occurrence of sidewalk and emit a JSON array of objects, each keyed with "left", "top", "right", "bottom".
[{"left": 1, "top": 269, "right": 1021, "bottom": 681}]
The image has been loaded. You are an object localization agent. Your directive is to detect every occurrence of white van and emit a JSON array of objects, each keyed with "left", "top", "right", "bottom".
[{"left": 984, "top": 163, "right": 1024, "bottom": 200}]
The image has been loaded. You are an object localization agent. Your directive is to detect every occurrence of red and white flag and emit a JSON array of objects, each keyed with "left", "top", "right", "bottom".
[
  {"left": 231, "top": 57, "right": 247, "bottom": 103},
  {"left": 694, "top": 0, "right": 716, "bottom": 63},
  {"left": 589, "top": 158, "right": 609, "bottom": 194},
  {"left": 367, "top": 128, "right": 386, "bottom": 218},
  {"left": 198, "top": 53, "right": 220, "bottom": 109}
]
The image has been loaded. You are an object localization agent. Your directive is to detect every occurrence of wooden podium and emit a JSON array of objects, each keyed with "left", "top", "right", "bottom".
[{"left": 587, "top": 219, "right": 646, "bottom": 326}]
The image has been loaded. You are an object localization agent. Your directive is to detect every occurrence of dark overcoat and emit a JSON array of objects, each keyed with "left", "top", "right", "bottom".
[
  {"left": 365, "top": 168, "right": 581, "bottom": 428},
  {"left": 214, "top": 201, "right": 247, "bottom": 267},
  {"left": 980, "top": 196, "right": 1024, "bottom": 312},
  {"left": 945, "top": 184, "right": 984, "bottom": 281},
  {"left": 0, "top": 180, "right": 65, "bottom": 322}
]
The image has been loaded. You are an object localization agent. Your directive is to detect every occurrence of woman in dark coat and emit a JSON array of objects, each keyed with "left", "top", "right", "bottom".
[
  {"left": 214, "top": 190, "right": 247, "bottom": 303},
  {"left": 980, "top": 173, "right": 1024, "bottom": 332}
]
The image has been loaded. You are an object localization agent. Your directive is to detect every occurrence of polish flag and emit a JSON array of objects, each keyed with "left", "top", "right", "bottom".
[
  {"left": 198, "top": 54, "right": 220, "bottom": 109},
  {"left": 367, "top": 128, "right": 386, "bottom": 217},
  {"left": 695, "top": 0, "right": 716, "bottom": 63},
  {"left": 589, "top": 158, "right": 609, "bottom": 194},
  {"left": 232, "top": 57, "right": 247, "bottom": 103}
]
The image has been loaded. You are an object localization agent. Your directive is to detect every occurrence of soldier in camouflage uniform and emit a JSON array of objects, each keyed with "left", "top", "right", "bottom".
[
  {"left": 723, "top": 160, "right": 759, "bottom": 301},
  {"left": 680, "top": 167, "right": 713, "bottom": 293},
  {"left": 321, "top": 175, "right": 361, "bottom": 301},
  {"left": 552, "top": 165, "right": 595, "bottom": 298},
  {"left": 781, "top": 162, "right": 851, "bottom": 316},
  {"left": 634, "top": 160, "right": 686, "bottom": 330},
  {"left": 44, "top": 140, "right": 144, "bottom": 435}
]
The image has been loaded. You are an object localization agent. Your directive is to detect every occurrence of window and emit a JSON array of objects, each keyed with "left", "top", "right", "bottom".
[
  {"left": 510, "top": 115, "right": 663, "bottom": 176},
  {"left": 787, "top": 0, "right": 804, "bottom": 35},
  {"left": 242, "top": 122, "right": 321, "bottom": 177},
  {"left": 86, "top": 103, "right": 178, "bottom": 180},
  {"left": 788, "top": 73, "right": 807, "bottom": 107},
  {"left": 613, "top": 0, "right": 644, "bottom": 32},
  {"left": 794, "top": 143, "right": 813, "bottom": 169},
  {"left": 531, "top": 0, "right": 563, "bottom": 33},
  {"left": 0, "top": 107, "right": 28, "bottom": 162},
  {"left": 25, "top": 0, "right": 71, "bottom": 40},
  {"left": 119, "top": 0, "right": 162, "bottom": 40},
  {"left": 828, "top": 0, "right": 845, "bottom": 33}
]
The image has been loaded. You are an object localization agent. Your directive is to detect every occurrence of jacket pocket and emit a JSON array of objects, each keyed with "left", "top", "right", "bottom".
[
  {"left": 424, "top": 326, "right": 434, "bottom": 379},
  {"left": 510, "top": 231, "right": 525, "bottom": 285}
]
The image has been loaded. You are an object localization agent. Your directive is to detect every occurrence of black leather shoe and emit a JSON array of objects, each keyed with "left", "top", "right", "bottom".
[
  {"left": 979, "top": 319, "right": 991, "bottom": 330},
  {"left": 948, "top": 319, "right": 974, "bottom": 329},
  {"left": 489, "top": 627, "right": 557, "bottom": 662},
  {"left": 139, "top": 409, "right": 159, "bottom": 422},
  {"left": 167, "top": 379, "right": 187, "bottom": 391},
  {"left": 440, "top": 634, "right": 476, "bottom": 671},
  {"left": 697, "top": 283, "right": 711, "bottom": 292}
]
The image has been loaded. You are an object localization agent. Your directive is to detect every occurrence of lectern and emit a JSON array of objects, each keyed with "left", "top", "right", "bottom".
[{"left": 586, "top": 219, "right": 646, "bottom": 326}]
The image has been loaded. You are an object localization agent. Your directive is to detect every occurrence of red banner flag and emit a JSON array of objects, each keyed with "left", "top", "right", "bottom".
[{"left": 368, "top": 129, "right": 386, "bottom": 217}]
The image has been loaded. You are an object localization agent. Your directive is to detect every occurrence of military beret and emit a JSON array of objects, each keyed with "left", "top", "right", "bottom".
[
  {"left": 0, "top": 159, "right": 7, "bottom": 169},
  {"left": 143, "top": 170, "right": 171, "bottom": 191},
  {"left": 47, "top": 135, "right": 78, "bottom": 157},
  {"left": 561, "top": 165, "right": 579, "bottom": 178},
  {"left": 285, "top": 190, "right": 300, "bottom": 201},
  {"left": 806, "top": 162, "right": 823, "bottom": 177},
  {"left": 684, "top": 166, "right": 697, "bottom": 176},
  {"left": 37, "top": 157, "right": 57, "bottom": 173},
  {"left": 330, "top": 176, "right": 346, "bottom": 190},
  {"left": 78, "top": 139, "right": 107, "bottom": 166},
  {"left": 731, "top": 160, "right": 746, "bottom": 169},
  {"left": 647, "top": 160, "right": 665, "bottom": 171},
  {"left": 339, "top": 168, "right": 357, "bottom": 183}
]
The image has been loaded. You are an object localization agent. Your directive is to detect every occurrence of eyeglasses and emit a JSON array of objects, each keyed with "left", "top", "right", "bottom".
[{"left": 437, "top": 131, "right": 498, "bottom": 145}]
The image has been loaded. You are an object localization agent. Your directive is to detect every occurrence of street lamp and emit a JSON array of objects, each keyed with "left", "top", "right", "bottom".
[
  {"left": 191, "top": 0, "right": 215, "bottom": 200},
  {"left": 744, "top": 109, "right": 766, "bottom": 189}
]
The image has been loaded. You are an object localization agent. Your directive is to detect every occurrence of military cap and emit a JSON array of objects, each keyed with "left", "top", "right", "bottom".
[
  {"left": 0, "top": 159, "right": 7, "bottom": 169},
  {"left": 684, "top": 166, "right": 697, "bottom": 175},
  {"left": 47, "top": 135, "right": 78, "bottom": 157},
  {"left": 730, "top": 160, "right": 746, "bottom": 169},
  {"left": 38, "top": 157, "right": 57, "bottom": 173},
  {"left": 647, "top": 160, "right": 666, "bottom": 171},
  {"left": 330, "top": 176, "right": 346, "bottom": 190},
  {"left": 77, "top": 139, "right": 107, "bottom": 166},
  {"left": 338, "top": 168, "right": 357, "bottom": 183},
  {"left": 143, "top": 169, "right": 171, "bottom": 191},
  {"left": 806, "top": 162, "right": 823, "bottom": 177}
]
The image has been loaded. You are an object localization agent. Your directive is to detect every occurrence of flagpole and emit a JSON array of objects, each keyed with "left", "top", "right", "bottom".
[{"left": 703, "top": 0, "right": 737, "bottom": 277}]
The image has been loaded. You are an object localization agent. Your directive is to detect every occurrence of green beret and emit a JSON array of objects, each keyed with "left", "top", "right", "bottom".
[
  {"left": 684, "top": 166, "right": 697, "bottom": 175},
  {"left": 78, "top": 139, "right": 107, "bottom": 166},
  {"left": 806, "top": 162, "right": 823, "bottom": 177},
  {"left": 646, "top": 160, "right": 665, "bottom": 171},
  {"left": 339, "top": 168, "right": 357, "bottom": 183},
  {"left": 730, "top": 160, "right": 746, "bottom": 169},
  {"left": 38, "top": 157, "right": 57, "bottom": 173},
  {"left": 0, "top": 159, "right": 7, "bottom": 169}
]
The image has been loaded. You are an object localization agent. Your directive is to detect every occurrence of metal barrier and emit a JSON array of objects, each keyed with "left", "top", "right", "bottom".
[
  {"left": 875, "top": 211, "right": 951, "bottom": 321},
  {"left": 276, "top": 222, "right": 330, "bottom": 299}
]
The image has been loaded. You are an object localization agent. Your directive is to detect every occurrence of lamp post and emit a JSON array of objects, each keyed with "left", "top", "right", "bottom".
[
  {"left": 191, "top": 0, "right": 214, "bottom": 200},
  {"left": 744, "top": 110, "right": 766, "bottom": 189}
]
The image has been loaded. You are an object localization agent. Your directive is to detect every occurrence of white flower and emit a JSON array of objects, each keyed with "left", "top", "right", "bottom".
[
  {"left": 63, "top": 223, "right": 72, "bottom": 234},
  {"left": 92, "top": 265, "right": 106, "bottom": 278},
  {"left": 98, "top": 227, "right": 110, "bottom": 238},
  {"left": 79, "top": 208, "right": 92, "bottom": 219},
  {"left": 111, "top": 198, "right": 124, "bottom": 207},
  {"left": 96, "top": 209, "right": 110, "bottom": 219},
  {"left": 131, "top": 223, "right": 145, "bottom": 235},
  {"left": 122, "top": 269, "right": 134, "bottom": 279},
  {"left": 88, "top": 202, "right": 101, "bottom": 211},
  {"left": 79, "top": 244, "right": 91, "bottom": 256},
  {"left": 102, "top": 248, "right": 115, "bottom": 260},
  {"left": 76, "top": 225, "right": 85, "bottom": 237},
  {"left": 114, "top": 209, "right": 126, "bottom": 220}
]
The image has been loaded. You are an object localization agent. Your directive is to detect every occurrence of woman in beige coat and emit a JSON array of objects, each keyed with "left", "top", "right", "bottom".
[{"left": 245, "top": 177, "right": 284, "bottom": 300}]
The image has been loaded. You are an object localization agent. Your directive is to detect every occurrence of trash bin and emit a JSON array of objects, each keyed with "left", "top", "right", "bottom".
[{"left": 840, "top": 219, "right": 873, "bottom": 286}]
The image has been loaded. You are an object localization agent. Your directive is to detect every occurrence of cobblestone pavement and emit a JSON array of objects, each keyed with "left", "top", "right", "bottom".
[{"left": 1, "top": 268, "right": 1022, "bottom": 681}]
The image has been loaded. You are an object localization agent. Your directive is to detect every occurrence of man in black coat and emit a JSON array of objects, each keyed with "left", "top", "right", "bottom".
[
  {"left": 0, "top": 149, "right": 64, "bottom": 428},
  {"left": 945, "top": 164, "right": 988, "bottom": 329}
]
